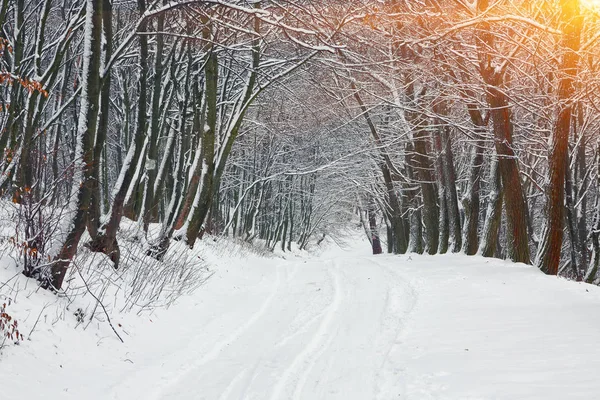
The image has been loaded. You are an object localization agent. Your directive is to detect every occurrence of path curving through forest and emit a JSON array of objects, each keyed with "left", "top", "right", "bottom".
[{"left": 100, "top": 242, "right": 600, "bottom": 400}]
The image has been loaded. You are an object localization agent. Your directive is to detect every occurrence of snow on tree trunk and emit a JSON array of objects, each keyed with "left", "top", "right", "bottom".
[{"left": 48, "top": 0, "right": 103, "bottom": 289}]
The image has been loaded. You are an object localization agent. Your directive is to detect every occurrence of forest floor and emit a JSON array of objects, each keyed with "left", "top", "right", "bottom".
[{"left": 2, "top": 234, "right": 600, "bottom": 399}]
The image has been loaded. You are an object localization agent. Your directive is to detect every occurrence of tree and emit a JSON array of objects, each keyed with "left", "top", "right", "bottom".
[
  {"left": 48, "top": 0, "right": 103, "bottom": 289},
  {"left": 536, "top": 0, "right": 584, "bottom": 275}
]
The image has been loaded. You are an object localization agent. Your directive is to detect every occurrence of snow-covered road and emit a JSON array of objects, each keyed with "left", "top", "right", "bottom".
[
  {"left": 110, "top": 252, "right": 419, "bottom": 400},
  {"left": 108, "top": 244, "right": 600, "bottom": 400},
  {"left": 5, "top": 240, "right": 600, "bottom": 399}
]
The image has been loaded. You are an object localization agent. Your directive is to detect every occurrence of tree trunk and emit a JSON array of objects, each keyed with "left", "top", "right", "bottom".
[
  {"left": 584, "top": 148, "right": 600, "bottom": 283},
  {"left": 462, "top": 107, "right": 486, "bottom": 255},
  {"left": 184, "top": 32, "right": 217, "bottom": 247},
  {"left": 565, "top": 153, "right": 581, "bottom": 279},
  {"left": 487, "top": 86, "right": 530, "bottom": 264},
  {"left": 442, "top": 125, "right": 462, "bottom": 252},
  {"left": 48, "top": 0, "right": 103, "bottom": 289},
  {"left": 351, "top": 83, "right": 408, "bottom": 253},
  {"left": 479, "top": 155, "right": 503, "bottom": 258},
  {"left": 413, "top": 123, "right": 439, "bottom": 255},
  {"left": 173, "top": 76, "right": 205, "bottom": 231},
  {"left": 476, "top": 0, "right": 529, "bottom": 264},
  {"left": 87, "top": 0, "right": 149, "bottom": 267},
  {"left": 368, "top": 200, "right": 382, "bottom": 255},
  {"left": 405, "top": 143, "right": 424, "bottom": 254},
  {"left": 433, "top": 127, "right": 449, "bottom": 254},
  {"left": 536, "top": 0, "right": 582, "bottom": 274},
  {"left": 574, "top": 104, "right": 588, "bottom": 272},
  {"left": 143, "top": 3, "right": 166, "bottom": 230},
  {"left": 88, "top": 0, "right": 113, "bottom": 240}
]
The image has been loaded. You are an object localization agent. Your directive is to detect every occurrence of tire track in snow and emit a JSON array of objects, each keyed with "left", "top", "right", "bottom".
[
  {"left": 269, "top": 262, "right": 344, "bottom": 400},
  {"left": 218, "top": 367, "right": 248, "bottom": 400},
  {"left": 273, "top": 308, "right": 328, "bottom": 349},
  {"left": 369, "top": 257, "right": 420, "bottom": 400},
  {"left": 272, "top": 260, "right": 339, "bottom": 350},
  {"left": 151, "top": 264, "right": 284, "bottom": 400}
]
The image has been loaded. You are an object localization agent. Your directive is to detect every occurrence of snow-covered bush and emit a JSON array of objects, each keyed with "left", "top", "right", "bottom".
[{"left": 0, "top": 199, "right": 212, "bottom": 344}]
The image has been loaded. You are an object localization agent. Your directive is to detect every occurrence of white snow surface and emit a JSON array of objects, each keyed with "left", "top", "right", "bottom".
[{"left": 2, "top": 235, "right": 600, "bottom": 399}]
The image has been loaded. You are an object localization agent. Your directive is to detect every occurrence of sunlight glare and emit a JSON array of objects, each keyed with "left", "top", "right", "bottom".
[{"left": 582, "top": 0, "right": 600, "bottom": 10}]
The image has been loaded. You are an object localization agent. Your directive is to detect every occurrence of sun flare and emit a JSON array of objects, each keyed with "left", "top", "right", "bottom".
[{"left": 582, "top": 0, "right": 600, "bottom": 10}]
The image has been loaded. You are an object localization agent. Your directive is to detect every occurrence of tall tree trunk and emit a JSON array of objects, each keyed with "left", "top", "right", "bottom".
[
  {"left": 88, "top": 0, "right": 149, "bottom": 267},
  {"left": 184, "top": 21, "right": 219, "bottom": 247},
  {"left": 442, "top": 125, "right": 462, "bottom": 252},
  {"left": 413, "top": 123, "right": 439, "bottom": 254},
  {"left": 584, "top": 147, "right": 600, "bottom": 283},
  {"left": 433, "top": 99, "right": 462, "bottom": 253},
  {"left": 0, "top": 0, "right": 24, "bottom": 179},
  {"left": 477, "top": 0, "right": 530, "bottom": 264},
  {"left": 48, "top": 0, "right": 103, "bottom": 289},
  {"left": 173, "top": 75, "right": 205, "bottom": 231},
  {"left": 143, "top": 2, "right": 166, "bottom": 230},
  {"left": 88, "top": 0, "right": 113, "bottom": 239},
  {"left": 405, "top": 143, "right": 424, "bottom": 254},
  {"left": 536, "top": 0, "right": 582, "bottom": 274},
  {"left": 486, "top": 85, "right": 530, "bottom": 264},
  {"left": 185, "top": 8, "right": 261, "bottom": 247},
  {"left": 565, "top": 152, "right": 581, "bottom": 279},
  {"left": 184, "top": 24, "right": 217, "bottom": 247},
  {"left": 574, "top": 104, "right": 588, "bottom": 271},
  {"left": 433, "top": 126, "right": 449, "bottom": 254},
  {"left": 462, "top": 107, "right": 486, "bottom": 254}
]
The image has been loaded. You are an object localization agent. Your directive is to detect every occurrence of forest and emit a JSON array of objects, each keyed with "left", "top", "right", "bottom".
[{"left": 0, "top": 0, "right": 599, "bottom": 291}]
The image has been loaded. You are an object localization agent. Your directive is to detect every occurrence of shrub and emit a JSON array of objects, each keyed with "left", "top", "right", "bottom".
[{"left": 0, "top": 301, "right": 23, "bottom": 349}]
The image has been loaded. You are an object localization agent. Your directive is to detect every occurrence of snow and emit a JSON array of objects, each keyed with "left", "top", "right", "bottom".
[{"left": 2, "top": 234, "right": 600, "bottom": 399}]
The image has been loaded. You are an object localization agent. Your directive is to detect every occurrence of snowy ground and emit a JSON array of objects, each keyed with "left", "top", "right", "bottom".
[{"left": 2, "top": 236, "right": 600, "bottom": 399}]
